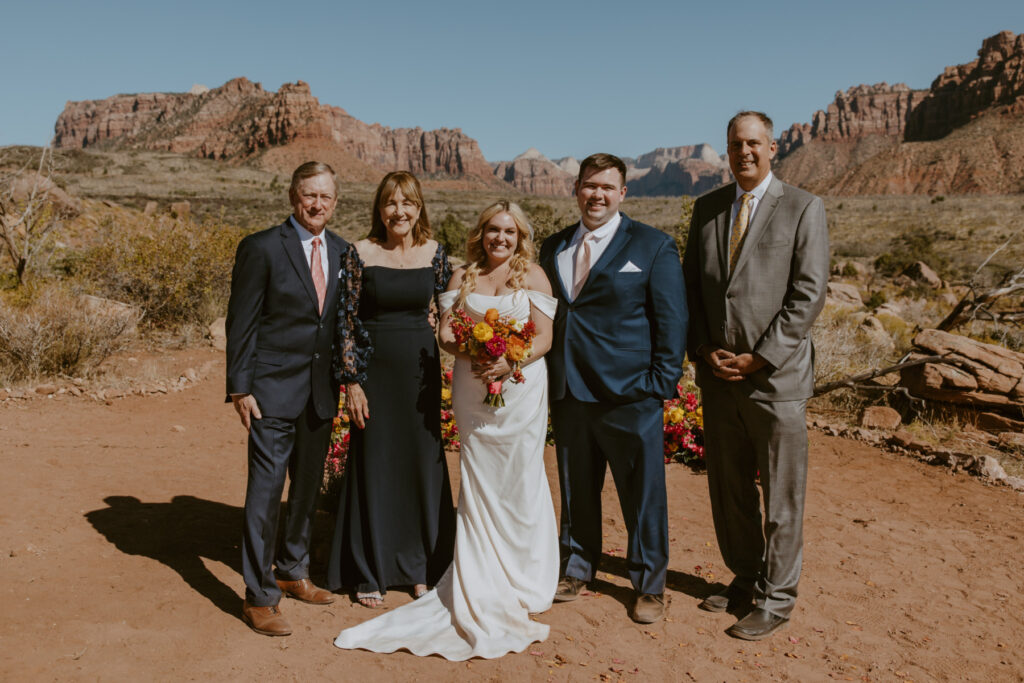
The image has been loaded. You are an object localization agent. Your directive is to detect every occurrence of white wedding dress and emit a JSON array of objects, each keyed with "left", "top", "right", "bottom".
[{"left": 333, "top": 289, "right": 559, "bottom": 660}]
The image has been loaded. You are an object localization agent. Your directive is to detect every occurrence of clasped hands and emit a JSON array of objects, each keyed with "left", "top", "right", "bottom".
[
  {"left": 471, "top": 355, "right": 511, "bottom": 384},
  {"left": 702, "top": 348, "right": 767, "bottom": 382}
]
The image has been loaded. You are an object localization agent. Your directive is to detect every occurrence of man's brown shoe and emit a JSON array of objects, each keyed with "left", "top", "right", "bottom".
[
  {"left": 630, "top": 593, "right": 665, "bottom": 624},
  {"left": 242, "top": 601, "right": 292, "bottom": 636},
  {"left": 554, "top": 576, "right": 588, "bottom": 602},
  {"left": 276, "top": 578, "right": 335, "bottom": 605}
]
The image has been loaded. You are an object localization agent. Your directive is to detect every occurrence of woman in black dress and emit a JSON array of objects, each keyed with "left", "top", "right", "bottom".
[{"left": 328, "top": 171, "right": 456, "bottom": 608}]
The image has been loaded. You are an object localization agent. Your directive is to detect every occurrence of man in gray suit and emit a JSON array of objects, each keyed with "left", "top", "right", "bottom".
[{"left": 683, "top": 111, "right": 829, "bottom": 640}]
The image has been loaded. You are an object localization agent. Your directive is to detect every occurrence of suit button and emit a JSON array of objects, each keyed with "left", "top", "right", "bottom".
[
  {"left": 319, "top": 323, "right": 324, "bottom": 329},
  {"left": 726, "top": 292, "right": 735, "bottom": 299},
  {"left": 314, "top": 353, "right": 320, "bottom": 359}
]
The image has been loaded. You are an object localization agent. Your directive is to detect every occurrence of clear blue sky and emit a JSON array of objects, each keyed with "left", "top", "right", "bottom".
[{"left": 2, "top": 1, "right": 1021, "bottom": 162}]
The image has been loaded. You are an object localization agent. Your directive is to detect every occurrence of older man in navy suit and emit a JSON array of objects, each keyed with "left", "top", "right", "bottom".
[
  {"left": 226, "top": 161, "right": 346, "bottom": 636},
  {"left": 539, "top": 153, "right": 687, "bottom": 624}
]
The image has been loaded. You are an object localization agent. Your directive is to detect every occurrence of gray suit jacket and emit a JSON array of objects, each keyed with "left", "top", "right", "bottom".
[{"left": 683, "top": 176, "right": 829, "bottom": 401}]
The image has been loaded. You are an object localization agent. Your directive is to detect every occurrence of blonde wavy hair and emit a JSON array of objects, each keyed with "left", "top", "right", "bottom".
[{"left": 454, "top": 200, "right": 535, "bottom": 310}]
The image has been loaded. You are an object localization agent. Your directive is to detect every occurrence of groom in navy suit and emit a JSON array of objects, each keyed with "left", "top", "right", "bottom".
[
  {"left": 226, "top": 161, "right": 346, "bottom": 636},
  {"left": 540, "top": 153, "right": 687, "bottom": 623}
]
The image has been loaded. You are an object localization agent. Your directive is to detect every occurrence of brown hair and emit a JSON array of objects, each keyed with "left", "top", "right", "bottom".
[
  {"left": 366, "top": 171, "right": 431, "bottom": 246},
  {"left": 577, "top": 153, "right": 627, "bottom": 186},
  {"left": 289, "top": 161, "right": 337, "bottom": 196},
  {"left": 455, "top": 200, "right": 536, "bottom": 310},
  {"left": 727, "top": 111, "right": 774, "bottom": 139}
]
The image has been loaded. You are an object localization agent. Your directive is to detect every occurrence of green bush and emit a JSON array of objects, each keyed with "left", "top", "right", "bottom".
[
  {"left": 434, "top": 212, "right": 470, "bottom": 258},
  {"left": 873, "top": 228, "right": 951, "bottom": 277},
  {"left": 76, "top": 216, "right": 242, "bottom": 328}
]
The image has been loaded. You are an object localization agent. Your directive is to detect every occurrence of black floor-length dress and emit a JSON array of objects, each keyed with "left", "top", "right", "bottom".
[{"left": 327, "top": 244, "right": 455, "bottom": 595}]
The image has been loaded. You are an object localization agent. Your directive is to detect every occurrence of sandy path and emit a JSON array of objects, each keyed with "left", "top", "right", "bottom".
[{"left": 1, "top": 348, "right": 1022, "bottom": 681}]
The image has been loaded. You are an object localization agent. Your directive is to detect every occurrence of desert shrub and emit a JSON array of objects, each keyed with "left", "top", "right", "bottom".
[
  {"left": 434, "top": 212, "right": 470, "bottom": 257},
  {"left": 874, "top": 312, "right": 915, "bottom": 351},
  {"left": 671, "top": 196, "right": 695, "bottom": 256},
  {"left": 0, "top": 285, "right": 137, "bottom": 382},
  {"left": 873, "top": 228, "right": 951, "bottom": 277},
  {"left": 76, "top": 216, "right": 241, "bottom": 329},
  {"left": 841, "top": 262, "right": 860, "bottom": 278},
  {"left": 811, "top": 305, "right": 898, "bottom": 414},
  {"left": 864, "top": 290, "right": 887, "bottom": 309},
  {"left": 520, "top": 201, "right": 575, "bottom": 247}
]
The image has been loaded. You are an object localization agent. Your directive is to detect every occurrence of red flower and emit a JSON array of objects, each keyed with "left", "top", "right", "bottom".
[{"left": 485, "top": 336, "right": 507, "bottom": 357}]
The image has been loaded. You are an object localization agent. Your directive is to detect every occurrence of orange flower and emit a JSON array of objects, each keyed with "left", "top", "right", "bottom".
[
  {"left": 484, "top": 308, "right": 500, "bottom": 325},
  {"left": 506, "top": 335, "right": 527, "bottom": 362}
]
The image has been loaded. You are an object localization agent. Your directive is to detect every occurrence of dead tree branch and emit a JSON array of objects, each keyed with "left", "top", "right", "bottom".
[
  {"left": 938, "top": 235, "right": 1024, "bottom": 332},
  {"left": 0, "top": 146, "right": 75, "bottom": 285},
  {"left": 814, "top": 353, "right": 949, "bottom": 396}
]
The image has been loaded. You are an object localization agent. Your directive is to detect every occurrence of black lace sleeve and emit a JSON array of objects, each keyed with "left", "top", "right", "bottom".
[
  {"left": 333, "top": 243, "right": 372, "bottom": 386},
  {"left": 432, "top": 242, "right": 453, "bottom": 304}
]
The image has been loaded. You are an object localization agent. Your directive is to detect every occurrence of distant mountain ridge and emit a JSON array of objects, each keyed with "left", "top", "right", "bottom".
[
  {"left": 54, "top": 77, "right": 500, "bottom": 185},
  {"left": 52, "top": 31, "right": 1024, "bottom": 197},
  {"left": 492, "top": 145, "right": 730, "bottom": 197}
]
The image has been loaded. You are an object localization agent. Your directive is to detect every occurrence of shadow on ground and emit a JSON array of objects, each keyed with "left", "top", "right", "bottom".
[{"left": 86, "top": 495, "right": 244, "bottom": 617}]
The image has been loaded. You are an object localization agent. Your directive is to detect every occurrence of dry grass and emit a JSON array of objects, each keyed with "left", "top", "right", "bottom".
[{"left": 0, "top": 285, "right": 137, "bottom": 383}]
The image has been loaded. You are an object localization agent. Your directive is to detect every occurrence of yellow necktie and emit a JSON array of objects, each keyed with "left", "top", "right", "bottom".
[{"left": 729, "top": 193, "right": 753, "bottom": 273}]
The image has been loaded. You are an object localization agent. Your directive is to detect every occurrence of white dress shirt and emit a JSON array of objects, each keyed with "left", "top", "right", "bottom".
[
  {"left": 729, "top": 171, "right": 774, "bottom": 231},
  {"left": 556, "top": 211, "right": 622, "bottom": 299},
  {"left": 290, "top": 215, "right": 329, "bottom": 278}
]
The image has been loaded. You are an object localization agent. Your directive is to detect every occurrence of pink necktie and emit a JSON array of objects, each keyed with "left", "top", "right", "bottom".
[
  {"left": 572, "top": 231, "right": 596, "bottom": 299},
  {"left": 310, "top": 237, "right": 326, "bottom": 314}
]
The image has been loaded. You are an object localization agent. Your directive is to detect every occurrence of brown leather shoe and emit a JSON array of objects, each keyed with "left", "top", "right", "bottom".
[
  {"left": 630, "top": 593, "right": 665, "bottom": 624},
  {"left": 554, "top": 576, "right": 588, "bottom": 602},
  {"left": 242, "top": 600, "right": 292, "bottom": 636},
  {"left": 276, "top": 578, "right": 335, "bottom": 605}
]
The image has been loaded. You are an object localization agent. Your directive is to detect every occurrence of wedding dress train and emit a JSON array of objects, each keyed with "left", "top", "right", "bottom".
[{"left": 333, "top": 289, "right": 559, "bottom": 660}]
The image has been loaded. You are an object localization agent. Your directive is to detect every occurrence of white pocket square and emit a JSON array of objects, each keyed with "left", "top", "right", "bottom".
[{"left": 619, "top": 261, "right": 642, "bottom": 273}]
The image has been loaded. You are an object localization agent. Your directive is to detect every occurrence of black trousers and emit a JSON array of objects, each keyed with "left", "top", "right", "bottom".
[{"left": 242, "top": 395, "right": 332, "bottom": 606}]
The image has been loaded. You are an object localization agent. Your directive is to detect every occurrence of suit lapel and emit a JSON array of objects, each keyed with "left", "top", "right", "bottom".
[
  {"left": 546, "top": 225, "right": 577, "bottom": 301},
  {"left": 714, "top": 188, "right": 734, "bottom": 280},
  {"left": 322, "top": 230, "right": 346, "bottom": 318},
  {"left": 279, "top": 220, "right": 321, "bottom": 313},
  {"left": 731, "top": 177, "right": 783, "bottom": 280}
]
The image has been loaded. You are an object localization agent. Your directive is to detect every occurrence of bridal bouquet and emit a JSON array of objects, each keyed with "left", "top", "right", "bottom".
[{"left": 449, "top": 307, "right": 537, "bottom": 407}]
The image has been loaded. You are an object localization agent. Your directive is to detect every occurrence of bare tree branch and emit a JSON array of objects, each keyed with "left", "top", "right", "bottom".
[
  {"left": 814, "top": 353, "right": 950, "bottom": 396},
  {"left": 938, "top": 234, "right": 1024, "bottom": 332},
  {"left": 0, "top": 146, "right": 74, "bottom": 285}
]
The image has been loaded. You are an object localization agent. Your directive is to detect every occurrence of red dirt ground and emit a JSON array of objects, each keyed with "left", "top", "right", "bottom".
[{"left": 1, "top": 347, "right": 1022, "bottom": 681}]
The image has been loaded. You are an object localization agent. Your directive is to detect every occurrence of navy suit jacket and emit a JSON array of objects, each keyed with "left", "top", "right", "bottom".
[
  {"left": 225, "top": 219, "right": 346, "bottom": 421},
  {"left": 539, "top": 213, "right": 688, "bottom": 404}
]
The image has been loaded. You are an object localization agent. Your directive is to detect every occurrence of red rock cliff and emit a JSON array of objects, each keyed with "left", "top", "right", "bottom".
[
  {"left": 777, "top": 83, "right": 927, "bottom": 157},
  {"left": 905, "top": 30, "right": 1024, "bottom": 141},
  {"left": 54, "top": 78, "right": 495, "bottom": 181}
]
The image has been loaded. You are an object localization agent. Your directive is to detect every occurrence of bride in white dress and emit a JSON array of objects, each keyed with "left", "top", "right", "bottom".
[{"left": 333, "top": 200, "right": 559, "bottom": 660}]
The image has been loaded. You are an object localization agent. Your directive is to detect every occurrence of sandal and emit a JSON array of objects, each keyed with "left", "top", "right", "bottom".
[
  {"left": 355, "top": 591, "right": 383, "bottom": 608},
  {"left": 413, "top": 584, "right": 429, "bottom": 599}
]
